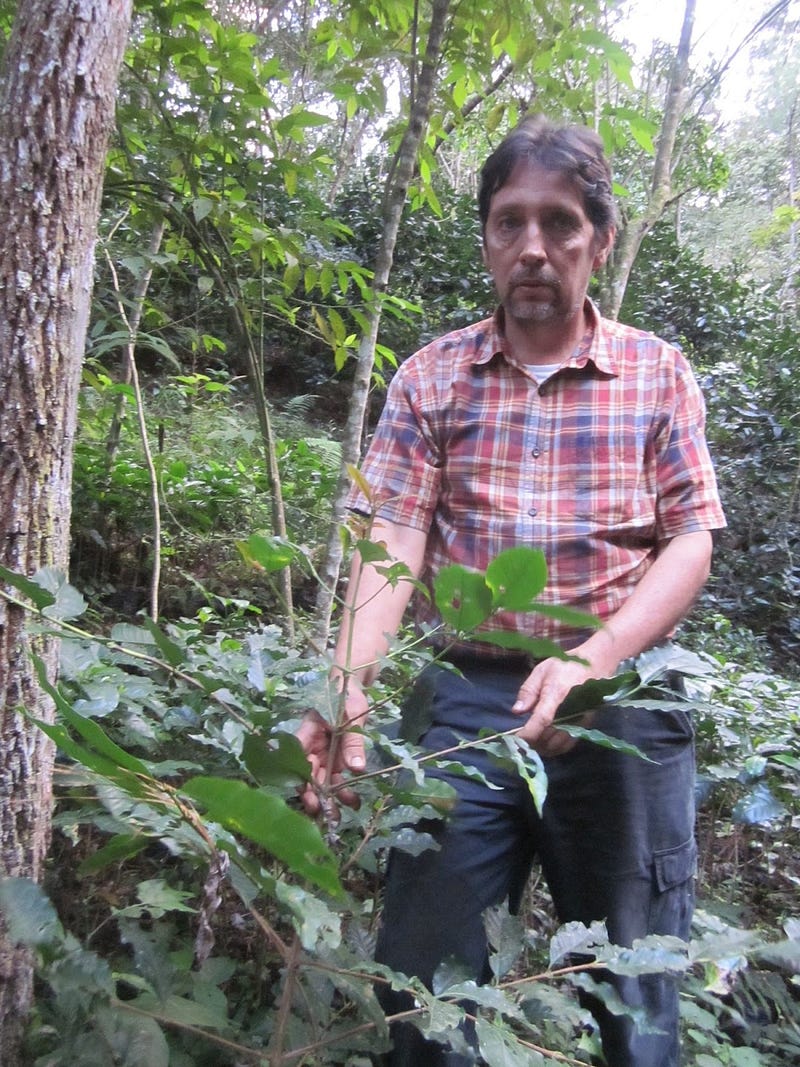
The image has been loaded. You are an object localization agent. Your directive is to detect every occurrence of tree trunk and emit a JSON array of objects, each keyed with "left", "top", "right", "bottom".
[
  {"left": 312, "top": 0, "right": 452, "bottom": 647},
  {"left": 0, "top": 1, "right": 132, "bottom": 1058},
  {"left": 598, "top": 0, "right": 696, "bottom": 319}
]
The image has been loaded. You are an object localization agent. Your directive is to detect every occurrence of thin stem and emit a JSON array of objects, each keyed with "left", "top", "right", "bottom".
[
  {"left": 268, "top": 933, "right": 303, "bottom": 1064},
  {"left": 103, "top": 249, "right": 162, "bottom": 621}
]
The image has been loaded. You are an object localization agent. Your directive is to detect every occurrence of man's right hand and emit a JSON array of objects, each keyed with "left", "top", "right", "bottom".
[{"left": 296, "top": 683, "right": 368, "bottom": 817}]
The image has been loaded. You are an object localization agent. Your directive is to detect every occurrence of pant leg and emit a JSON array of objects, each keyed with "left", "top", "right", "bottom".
[
  {"left": 539, "top": 702, "right": 696, "bottom": 1067},
  {"left": 375, "top": 665, "right": 534, "bottom": 1067}
]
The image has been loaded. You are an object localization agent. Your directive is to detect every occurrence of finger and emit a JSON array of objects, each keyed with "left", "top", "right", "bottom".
[
  {"left": 299, "top": 782, "right": 322, "bottom": 816},
  {"left": 297, "top": 711, "right": 329, "bottom": 752},
  {"left": 537, "top": 727, "right": 577, "bottom": 758},
  {"left": 339, "top": 730, "right": 366, "bottom": 773},
  {"left": 334, "top": 784, "right": 361, "bottom": 810},
  {"left": 511, "top": 675, "right": 543, "bottom": 715}
]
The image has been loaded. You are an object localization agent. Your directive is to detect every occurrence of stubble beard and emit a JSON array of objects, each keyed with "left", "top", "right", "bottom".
[{"left": 506, "top": 288, "right": 560, "bottom": 325}]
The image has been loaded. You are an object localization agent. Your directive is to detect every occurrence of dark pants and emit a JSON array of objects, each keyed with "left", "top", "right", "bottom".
[{"left": 375, "top": 663, "right": 696, "bottom": 1066}]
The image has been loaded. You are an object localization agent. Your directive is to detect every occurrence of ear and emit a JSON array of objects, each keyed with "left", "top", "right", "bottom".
[
  {"left": 593, "top": 227, "right": 616, "bottom": 270},
  {"left": 481, "top": 237, "right": 489, "bottom": 269}
]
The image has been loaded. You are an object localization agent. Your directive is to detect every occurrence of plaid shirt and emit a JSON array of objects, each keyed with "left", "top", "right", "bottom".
[{"left": 349, "top": 302, "right": 726, "bottom": 651}]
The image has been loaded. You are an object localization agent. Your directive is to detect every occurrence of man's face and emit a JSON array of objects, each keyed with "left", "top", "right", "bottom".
[{"left": 482, "top": 161, "right": 614, "bottom": 333}]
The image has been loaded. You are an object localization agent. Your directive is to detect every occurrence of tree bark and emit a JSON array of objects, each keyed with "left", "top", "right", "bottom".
[
  {"left": 312, "top": 0, "right": 452, "bottom": 647},
  {"left": 598, "top": 0, "right": 695, "bottom": 319},
  {"left": 0, "top": 1, "right": 132, "bottom": 1057}
]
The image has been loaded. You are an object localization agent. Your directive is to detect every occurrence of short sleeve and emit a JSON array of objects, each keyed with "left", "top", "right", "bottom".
[
  {"left": 654, "top": 354, "right": 726, "bottom": 540},
  {"left": 346, "top": 359, "right": 442, "bottom": 532}
]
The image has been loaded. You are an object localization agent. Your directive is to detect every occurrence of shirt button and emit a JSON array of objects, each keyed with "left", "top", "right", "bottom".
[
  {"left": 531, "top": 448, "right": 541, "bottom": 458},
  {"left": 528, "top": 507, "right": 538, "bottom": 517}
]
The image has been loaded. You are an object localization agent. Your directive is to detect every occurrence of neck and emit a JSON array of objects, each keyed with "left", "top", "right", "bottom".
[{"left": 503, "top": 303, "right": 590, "bottom": 366}]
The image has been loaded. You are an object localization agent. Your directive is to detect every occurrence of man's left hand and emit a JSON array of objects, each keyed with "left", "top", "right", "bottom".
[{"left": 511, "top": 656, "right": 604, "bottom": 756}]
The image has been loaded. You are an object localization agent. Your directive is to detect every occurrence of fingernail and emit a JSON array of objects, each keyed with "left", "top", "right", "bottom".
[{"left": 512, "top": 701, "right": 524, "bottom": 713}]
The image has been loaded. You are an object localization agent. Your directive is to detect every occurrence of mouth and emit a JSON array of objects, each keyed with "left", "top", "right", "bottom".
[
  {"left": 512, "top": 273, "right": 557, "bottom": 290},
  {"left": 513, "top": 279, "right": 557, "bottom": 297}
]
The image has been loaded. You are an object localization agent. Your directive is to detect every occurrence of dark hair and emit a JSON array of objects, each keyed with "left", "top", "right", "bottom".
[{"left": 478, "top": 114, "right": 617, "bottom": 238}]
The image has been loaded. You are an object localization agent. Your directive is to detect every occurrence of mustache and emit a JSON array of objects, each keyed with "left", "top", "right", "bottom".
[{"left": 510, "top": 270, "right": 559, "bottom": 289}]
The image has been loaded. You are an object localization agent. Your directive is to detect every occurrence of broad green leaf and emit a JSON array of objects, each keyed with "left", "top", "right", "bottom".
[
  {"left": 78, "top": 834, "right": 149, "bottom": 875},
  {"left": 36, "top": 567, "right": 87, "bottom": 620},
  {"left": 555, "top": 722, "right": 655, "bottom": 762},
  {"left": 571, "top": 974, "right": 662, "bottom": 1031},
  {"left": 28, "top": 715, "right": 150, "bottom": 796},
  {"left": 379, "top": 826, "right": 440, "bottom": 856},
  {"left": 501, "top": 735, "right": 548, "bottom": 815},
  {"left": 180, "top": 777, "right": 341, "bottom": 896},
  {"left": 633, "top": 643, "right": 712, "bottom": 684},
  {"left": 35, "top": 658, "right": 151, "bottom": 777},
  {"left": 128, "top": 992, "right": 231, "bottom": 1033},
  {"left": 95, "top": 1005, "right": 169, "bottom": 1067},
  {"left": 114, "top": 878, "right": 196, "bottom": 918},
  {"left": 485, "top": 547, "right": 548, "bottom": 611},
  {"left": 753, "top": 939, "right": 800, "bottom": 974},
  {"left": 355, "top": 538, "right": 393, "bottom": 564},
  {"left": 476, "top": 1016, "right": 543, "bottom": 1065},
  {"left": 142, "top": 618, "right": 185, "bottom": 669},
  {"left": 379, "top": 774, "right": 458, "bottom": 813},
  {"left": 0, "top": 563, "right": 56, "bottom": 610},
  {"left": 275, "top": 108, "right": 330, "bottom": 135},
  {"left": 236, "top": 534, "right": 295, "bottom": 572},
  {"left": 275, "top": 881, "right": 343, "bottom": 951},
  {"left": 192, "top": 196, "right": 214, "bottom": 221},
  {"left": 432, "top": 955, "right": 474, "bottom": 995},
  {"left": 434, "top": 565, "right": 493, "bottom": 633},
  {"left": 72, "top": 679, "right": 120, "bottom": 718},
  {"left": 555, "top": 671, "right": 642, "bottom": 720},
  {"left": 597, "top": 933, "right": 689, "bottom": 977},
  {"left": 550, "top": 920, "right": 609, "bottom": 967},
  {"left": 109, "top": 622, "right": 155, "bottom": 646},
  {"left": 732, "top": 782, "right": 788, "bottom": 825},
  {"left": 446, "top": 980, "right": 523, "bottom": 1019},
  {"left": 472, "top": 630, "right": 570, "bottom": 661},
  {"left": 416, "top": 989, "right": 466, "bottom": 1043},
  {"left": 241, "top": 731, "right": 311, "bottom": 786},
  {"left": 0, "top": 877, "right": 64, "bottom": 946},
  {"left": 117, "top": 919, "right": 174, "bottom": 1003},
  {"left": 772, "top": 752, "right": 800, "bottom": 771},
  {"left": 485, "top": 902, "right": 525, "bottom": 980}
]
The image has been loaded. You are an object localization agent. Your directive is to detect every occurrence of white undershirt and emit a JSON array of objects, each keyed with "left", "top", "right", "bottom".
[{"left": 525, "top": 362, "right": 562, "bottom": 385}]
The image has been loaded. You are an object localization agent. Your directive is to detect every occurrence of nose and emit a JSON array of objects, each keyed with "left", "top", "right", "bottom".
[{"left": 519, "top": 220, "right": 546, "bottom": 263}]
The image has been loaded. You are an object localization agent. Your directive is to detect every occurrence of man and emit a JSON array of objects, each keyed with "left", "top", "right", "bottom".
[{"left": 299, "top": 115, "right": 726, "bottom": 1065}]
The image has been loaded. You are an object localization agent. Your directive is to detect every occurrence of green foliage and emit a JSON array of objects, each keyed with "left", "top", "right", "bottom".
[
  {"left": 687, "top": 627, "right": 800, "bottom": 852},
  {"left": 71, "top": 367, "right": 339, "bottom": 615},
  {"left": 619, "top": 221, "right": 754, "bottom": 361},
  {"left": 9, "top": 555, "right": 792, "bottom": 1064},
  {"left": 621, "top": 219, "right": 799, "bottom": 670}
]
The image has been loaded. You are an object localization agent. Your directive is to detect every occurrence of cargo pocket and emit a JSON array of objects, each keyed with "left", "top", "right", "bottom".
[{"left": 651, "top": 837, "right": 696, "bottom": 939}]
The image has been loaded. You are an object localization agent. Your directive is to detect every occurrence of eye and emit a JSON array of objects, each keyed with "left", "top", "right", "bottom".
[
  {"left": 495, "top": 214, "right": 520, "bottom": 233},
  {"left": 547, "top": 212, "right": 580, "bottom": 235},
  {"left": 488, "top": 214, "right": 522, "bottom": 244}
]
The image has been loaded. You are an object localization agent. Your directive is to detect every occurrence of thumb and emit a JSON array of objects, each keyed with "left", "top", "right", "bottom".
[{"left": 340, "top": 729, "right": 366, "bottom": 773}]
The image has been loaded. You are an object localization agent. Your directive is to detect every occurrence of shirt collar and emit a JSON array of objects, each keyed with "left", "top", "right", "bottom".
[{"left": 473, "top": 299, "right": 618, "bottom": 377}]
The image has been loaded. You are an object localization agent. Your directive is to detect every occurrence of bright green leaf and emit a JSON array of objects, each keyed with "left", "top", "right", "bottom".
[
  {"left": 434, "top": 565, "right": 493, "bottom": 634},
  {"left": 180, "top": 777, "right": 342, "bottom": 896},
  {"left": 485, "top": 547, "right": 548, "bottom": 611},
  {"left": 236, "top": 534, "right": 295, "bottom": 573},
  {"left": 0, "top": 563, "right": 55, "bottom": 610},
  {"left": 241, "top": 731, "right": 311, "bottom": 787}
]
